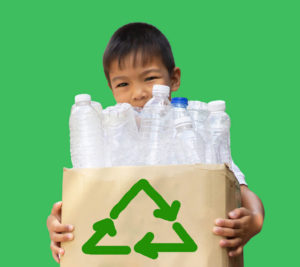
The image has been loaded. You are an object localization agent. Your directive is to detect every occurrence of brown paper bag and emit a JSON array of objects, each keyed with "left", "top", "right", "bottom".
[{"left": 61, "top": 163, "right": 243, "bottom": 267}]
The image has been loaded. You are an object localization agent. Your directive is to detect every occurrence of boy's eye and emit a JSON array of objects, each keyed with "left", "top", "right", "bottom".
[
  {"left": 145, "top": 76, "right": 158, "bottom": 81},
  {"left": 116, "top": 82, "right": 128, "bottom": 88}
]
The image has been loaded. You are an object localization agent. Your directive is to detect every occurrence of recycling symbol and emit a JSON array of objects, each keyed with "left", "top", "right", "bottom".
[{"left": 82, "top": 179, "right": 198, "bottom": 259}]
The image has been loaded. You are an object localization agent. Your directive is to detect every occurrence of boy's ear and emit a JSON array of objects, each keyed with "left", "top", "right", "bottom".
[{"left": 170, "top": 67, "right": 181, "bottom": 92}]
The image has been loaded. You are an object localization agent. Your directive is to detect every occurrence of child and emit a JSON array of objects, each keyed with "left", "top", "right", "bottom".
[{"left": 47, "top": 22, "right": 264, "bottom": 263}]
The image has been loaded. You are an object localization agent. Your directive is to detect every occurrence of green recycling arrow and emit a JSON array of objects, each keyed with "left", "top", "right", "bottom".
[
  {"left": 110, "top": 178, "right": 181, "bottom": 222},
  {"left": 134, "top": 222, "right": 198, "bottom": 259},
  {"left": 82, "top": 178, "right": 198, "bottom": 259},
  {"left": 82, "top": 218, "right": 131, "bottom": 255}
]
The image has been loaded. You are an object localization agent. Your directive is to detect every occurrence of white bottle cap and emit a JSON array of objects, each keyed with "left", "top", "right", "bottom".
[
  {"left": 187, "top": 100, "right": 208, "bottom": 110},
  {"left": 174, "top": 116, "right": 193, "bottom": 128},
  {"left": 152, "top": 84, "right": 170, "bottom": 95},
  {"left": 75, "top": 94, "right": 91, "bottom": 103},
  {"left": 208, "top": 100, "right": 226, "bottom": 112}
]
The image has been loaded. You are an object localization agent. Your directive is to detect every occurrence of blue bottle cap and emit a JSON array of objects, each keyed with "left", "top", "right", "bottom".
[{"left": 171, "top": 97, "right": 188, "bottom": 108}]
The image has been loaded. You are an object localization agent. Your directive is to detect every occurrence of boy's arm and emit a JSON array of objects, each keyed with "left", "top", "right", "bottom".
[
  {"left": 240, "top": 185, "right": 265, "bottom": 233},
  {"left": 213, "top": 185, "right": 264, "bottom": 257}
]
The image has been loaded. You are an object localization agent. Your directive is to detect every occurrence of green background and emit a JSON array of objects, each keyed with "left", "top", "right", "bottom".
[{"left": 1, "top": 0, "right": 299, "bottom": 265}]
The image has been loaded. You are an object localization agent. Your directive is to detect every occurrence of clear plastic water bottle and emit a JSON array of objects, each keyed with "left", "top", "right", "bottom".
[
  {"left": 174, "top": 116, "right": 205, "bottom": 164},
  {"left": 139, "top": 84, "right": 172, "bottom": 165},
  {"left": 187, "top": 101, "right": 210, "bottom": 162},
  {"left": 102, "top": 103, "right": 139, "bottom": 166},
  {"left": 168, "top": 97, "right": 190, "bottom": 163},
  {"left": 187, "top": 101, "right": 209, "bottom": 132},
  {"left": 69, "top": 94, "right": 105, "bottom": 168},
  {"left": 171, "top": 97, "right": 189, "bottom": 120},
  {"left": 91, "top": 101, "right": 103, "bottom": 118},
  {"left": 71, "top": 101, "right": 102, "bottom": 118},
  {"left": 206, "top": 100, "right": 232, "bottom": 165}
]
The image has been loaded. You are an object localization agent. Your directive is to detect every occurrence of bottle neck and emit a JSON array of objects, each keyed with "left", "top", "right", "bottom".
[
  {"left": 153, "top": 92, "right": 169, "bottom": 98},
  {"left": 76, "top": 101, "right": 91, "bottom": 106},
  {"left": 172, "top": 104, "right": 187, "bottom": 109}
]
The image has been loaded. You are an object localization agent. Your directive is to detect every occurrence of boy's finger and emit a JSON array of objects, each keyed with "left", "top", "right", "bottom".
[
  {"left": 52, "top": 251, "right": 60, "bottom": 263},
  {"left": 50, "top": 219, "right": 74, "bottom": 233},
  {"left": 229, "top": 245, "right": 243, "bottom": 257},
  {"left": 219, "top": 237, "right": 242, "bottom": 248},
  {"left": 50, "top": 241, "right": 64, "bottom": 263},
  {"left": 213, "top": 227, "right": 242, "bottom": 237},
  {"left": 51, "top": 232, "right": 74, "bottom": 243},
  {"left": 50, "top": 241, "right": 64, "bottom": 255},
  {"left": 215, "top": 218, "right": 242, "bottom": 229},
  {"left": 51, "top": 201, "right": 63, "bottom": 219},
  {"left": 228, "top": 208, "right": 250, "bottom": 219}
]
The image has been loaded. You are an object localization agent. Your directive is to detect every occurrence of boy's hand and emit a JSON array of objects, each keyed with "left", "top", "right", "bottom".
[
  {"left": 213, "top": 207, "right": 261, "bottom": 257},
  {"left": 47, "top": 201, "right": 74, "bottom": 263}
]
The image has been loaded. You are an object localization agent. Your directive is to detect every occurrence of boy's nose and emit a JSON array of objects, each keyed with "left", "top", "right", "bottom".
[{"left": 131, "top": 87, "right": 149, "bottom": 106}]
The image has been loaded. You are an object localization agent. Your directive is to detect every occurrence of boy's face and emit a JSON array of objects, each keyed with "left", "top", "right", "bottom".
[{"left": 108, "top": 52, "right": 181, "bottom": 108}]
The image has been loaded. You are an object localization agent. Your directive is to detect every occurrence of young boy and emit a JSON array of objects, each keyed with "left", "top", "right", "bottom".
[{"left": 47, "top": 22, "right": 264, "bottom": 264}]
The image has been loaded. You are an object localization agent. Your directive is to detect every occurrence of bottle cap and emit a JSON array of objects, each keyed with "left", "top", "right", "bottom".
[
  {"left": 75, "top": 94, "right": 91, "bottom": 103},
  {"left": 171, "top": 97, "right": 188, "bottom": 108},
  {"left": 208, "top": 100, "right": 226, "bottom": 112},
  {"left": 152, "top": 84, "right": 170, "bottom": 95},
  {"left": 174, "top": 116, "right": 193, "bottom": 128},
  {"left": 187, "top": 100, "right": 208, "bottom": 110}
]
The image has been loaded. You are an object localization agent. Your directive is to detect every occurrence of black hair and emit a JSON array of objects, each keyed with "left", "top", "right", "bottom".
[{"left": 103, "top": 22, "right": 175, "bottom": 84}]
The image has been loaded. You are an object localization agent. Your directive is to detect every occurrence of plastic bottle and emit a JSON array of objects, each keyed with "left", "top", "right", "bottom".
[
  {"left": 171, "top": 97, "right": 189, "bottom": 120},
  {"left": 139, "top": 84, "right": 172, "bottom": 165},
  {"left": 187, "top": 101, "right": 209, "bottom": 132},
  {"left": 102, "top": 103, "right": 139, "bottom": 166},
  {"left": 69, "top": 94, "right": 105, "bottom": 168},
  {"left": 71, "top": 101, "right": 102, "bottom": 117},
  {"left": 206, "top": 100, "right": 231, "bottom": 165},
  {"left": 187, "top": 101, "right": 210, "bottom": 161},
  {"left": 91, "top": 101, "right": 103, "bottom": 118},
  {"left": 174, "top": 116, "right": 205, "bottom": 164}
]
